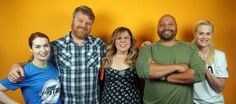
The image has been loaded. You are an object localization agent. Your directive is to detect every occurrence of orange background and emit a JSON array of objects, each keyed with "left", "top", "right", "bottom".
[{"left": 0, "top": 0, "right": 235, "bottom": 103}]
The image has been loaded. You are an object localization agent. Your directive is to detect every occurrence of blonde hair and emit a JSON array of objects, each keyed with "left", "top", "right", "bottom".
[
  {"left": 192, "top": 20, "right": 215, "bottom": 65},
  {"left": 102, "top": 27, "right": 138, "bottom": 68}
]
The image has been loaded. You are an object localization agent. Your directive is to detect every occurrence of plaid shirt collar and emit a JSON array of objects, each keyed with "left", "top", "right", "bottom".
[{"left": 64, "top": 32, "right": 94, "bottom": 46}]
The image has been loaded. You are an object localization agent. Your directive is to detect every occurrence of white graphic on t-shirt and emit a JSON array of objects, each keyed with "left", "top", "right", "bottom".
[{"left": 40, "top": 79, "right": 60, "bottom": 104}]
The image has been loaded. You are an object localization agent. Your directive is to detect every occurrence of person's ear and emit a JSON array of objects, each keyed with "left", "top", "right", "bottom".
[{"left": 29, "top": 48, "right": 33, "bottom": 52}]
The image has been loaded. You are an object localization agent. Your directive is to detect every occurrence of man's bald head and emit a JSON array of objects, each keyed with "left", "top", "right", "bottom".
[{"left": 157, "top": 14, "right": 177, "bottom": 41}]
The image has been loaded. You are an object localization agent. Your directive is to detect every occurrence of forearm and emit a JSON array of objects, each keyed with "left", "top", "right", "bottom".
[
  {"left": 19, "top": 62, "right": 26, "bottom": 67},
  {"left": 167, "top": 69, "right": 195, "bottom": 84},
  {"left": 205, "top": 70, "right": 226, "bottom": 93},
  {"left": 149, "top": 63, "right": 178, "bottom": 79},
  {"left": 0, "top": 92, "right": 18, "bottom": 104}
]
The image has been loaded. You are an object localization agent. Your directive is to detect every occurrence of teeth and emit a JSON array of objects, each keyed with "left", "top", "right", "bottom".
[
  {"left": 164, "top": 30, "right": 172, "bottom": 33},
  {"left": 201, "top": 40, "right": 208, "bottom": 43},
  {"left": 120, "top": 45, "right": 127, "bottom": 47},
  {"left": 40, "top": 54, "right": 48, "bottom": 57}
]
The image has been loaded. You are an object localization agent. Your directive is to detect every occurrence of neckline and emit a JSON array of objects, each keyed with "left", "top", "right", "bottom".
[
  {"left": 30, "top": 62, "right": 48, "bottom": 70},
  {"left": 109, "top": 67, "right": 130, "bottom": 71},
  {"left": 156, "top": 40, "right": 180, "bottom": 47}
]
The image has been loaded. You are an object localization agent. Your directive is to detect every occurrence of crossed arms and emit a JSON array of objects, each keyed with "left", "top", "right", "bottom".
[{"left": 136, "top": 44, "right": 206, "bottom": 84}]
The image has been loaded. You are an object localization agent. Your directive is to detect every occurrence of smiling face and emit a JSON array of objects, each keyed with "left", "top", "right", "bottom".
[
  {"left": 115, "top": 31, "right": 131, "bottom": 54},
  {"left": 158, "top": 15, "right": 177, "bottom": 41},
  {"left": 31, "top": 37, "right": 50, "bottom": 63},
  {"left": 195, "top": 25, "right": 213, "bottom": 48},
  {"left": 71, "top": 12, "right": 93, "bottom": 39}
]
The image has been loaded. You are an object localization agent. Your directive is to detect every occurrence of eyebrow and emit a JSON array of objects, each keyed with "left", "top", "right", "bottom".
[{"left": 33, "top": 43, "right": 49, "bottom": 46}]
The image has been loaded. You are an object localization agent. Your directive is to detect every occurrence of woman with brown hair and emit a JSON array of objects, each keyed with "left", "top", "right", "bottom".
[
  {"left": 101, "top": 27, "right": 142, "bottom": 104},
  {"left": 0, "top": 32, "right": 61, "bottom": 104}
]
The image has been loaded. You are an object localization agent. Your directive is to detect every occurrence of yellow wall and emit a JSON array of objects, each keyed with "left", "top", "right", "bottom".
[{"left": 0, "top": 0, "right": 235, "bottom": 103}]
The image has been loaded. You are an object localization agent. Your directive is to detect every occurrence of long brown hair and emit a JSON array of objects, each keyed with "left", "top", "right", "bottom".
[{"left": 102, "top": 27, "right": 138, "bottom": 69}]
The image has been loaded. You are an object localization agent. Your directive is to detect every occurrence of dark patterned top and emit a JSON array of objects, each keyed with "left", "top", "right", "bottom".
[{"left": 101, "top": 67, "right": 142, "bottom": 104}]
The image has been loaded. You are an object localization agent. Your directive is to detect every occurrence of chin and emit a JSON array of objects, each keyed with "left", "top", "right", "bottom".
[
  {"left": 198, "top": 44, "right": 207, "bottom": 48},
  {"left": 78, "top": 33, "right": 89, "bottom": 38},
  {"left": 200, "top": 43, "right": 209, "bottom": 46},
  {"left": 39, "top": 57, "right": 49, "bottom": 61}
]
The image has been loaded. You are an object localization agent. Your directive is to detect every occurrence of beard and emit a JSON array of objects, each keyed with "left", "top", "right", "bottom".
[
  {"left": 71, "top": 24, "right": 90, "bottom": 39},
  {"left": 73, "top": 29, "right": 89, "bottom": 39},
  {"left": 158, "top": 30, "right": 177, "bottom": 41}
]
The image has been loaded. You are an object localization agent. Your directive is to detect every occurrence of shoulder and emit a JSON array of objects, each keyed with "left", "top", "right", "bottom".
[
  {"left": 214, "top": 49, "right": 226, "bottom": 59},
  {"left": 137, "top": 44, "right": 154, "bottom": 57},
  {"left": 141, "top": 42, "right": 156, "bottom": 50},
  {"left": 22, "top": 63, "right": 34, "bottom": 76},
  {"left": 177, "top": 41, "right": 199, "bottom": 50},
  {"left": 178, "top": 40, "right": 194, "bottom": 47},
  {"left": 48, "top": 62, "right": 58, "bottom": 69},
  {"left": 51, "top": 34, "right": 70, "bottom": 48},
  {"left": 23, "top": 63, "right": 33, "bottom": 70},
  {"left": 88, "top": 35, "right": 105, "bottom": 47},
  {"left": 139, "top": 44, "right": 152, "bottom": 52},
  {"left": 214, "top": 49, "right": 225, "bottom": 55}
]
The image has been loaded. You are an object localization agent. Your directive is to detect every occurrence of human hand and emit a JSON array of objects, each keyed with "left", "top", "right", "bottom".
[
  {"left": 148, "top": 58, "right": 155, "bottom": 64},
  {"left": 8, "top": 64, "right": 24, "bottom": 83},
  {"left": 198, "top": 51, "right": 206, "bottom": 63},
  {"left": 141, "top": 41, "right": 152, "bottom": 47},
  {"left": 176, "top": 64, "right": 189, "bottom": 73}
]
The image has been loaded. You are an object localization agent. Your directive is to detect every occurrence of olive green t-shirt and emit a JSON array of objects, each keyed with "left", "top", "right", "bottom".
[{"left": 136, "top": 40, "right": 205, "bottom": 104}]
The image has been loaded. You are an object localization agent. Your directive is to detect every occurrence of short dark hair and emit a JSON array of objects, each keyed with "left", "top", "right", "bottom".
[
  {"left": 73, "top": 5, "right": 95, "bottom": 21},
  {"left": 28, "top": 32, "right": 49, "bottom": 49}
]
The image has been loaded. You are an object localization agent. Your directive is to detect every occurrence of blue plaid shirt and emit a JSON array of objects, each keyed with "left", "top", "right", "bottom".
[{"left": 51, "top": 32, "right": 106, "bottom": 104}]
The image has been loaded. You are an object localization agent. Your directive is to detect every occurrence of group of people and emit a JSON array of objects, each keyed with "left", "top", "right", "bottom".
[{"left": 0, "top": 5, "right": 229, "bottom": 104}]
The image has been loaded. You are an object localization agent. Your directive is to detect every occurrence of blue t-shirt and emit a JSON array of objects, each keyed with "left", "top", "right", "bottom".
[{"left": 0, "top": 62, "right": 61, "bottom": 104}]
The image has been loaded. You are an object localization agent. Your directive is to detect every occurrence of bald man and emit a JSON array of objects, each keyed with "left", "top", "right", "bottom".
[{"left": 136, "top": 14, "right": 206, "bottom": 104}]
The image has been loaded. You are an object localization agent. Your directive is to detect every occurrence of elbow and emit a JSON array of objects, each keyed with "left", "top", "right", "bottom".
[
  {"left": 214, "top": 85, "right": 225, "bottom": 93},
  {"left": 209, "top": 81, "right": 225, "bottom": 93},
  {"left": 217, "top": 88, "right": 224, "bottom": 93},
  {"left": 189, "top": 75, "right": 195, "bottom": 83},
  {"left": 214, "top": 88, "right": 223, "bottom": 93},
  {"left": 148, "top": 73, "right": 156, "bottom": 79},
  {"left": 185, "top": 73, "right": 195, "bottom": 84},
  {"left": 187, "top": 70, "right": 195, "bottom": 83}
]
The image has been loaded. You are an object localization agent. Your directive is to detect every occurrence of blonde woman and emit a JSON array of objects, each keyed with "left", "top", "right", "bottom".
[
  {"left": 101, "top": 27, "right": 142, "bottom": 104},
  {"left": 193, "top": 20, "right": 229, "bottom": 104}
]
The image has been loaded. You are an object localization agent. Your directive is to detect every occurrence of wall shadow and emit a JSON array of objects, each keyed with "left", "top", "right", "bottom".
[
  {"left": 181, "top": 26, "right": 194, "bottom": 42},
  {"left": 135, "top": 22, "right": 156, "bottom": 47},
  {"left": 92, "top": 12, "right": 113, "bottom": 44}
]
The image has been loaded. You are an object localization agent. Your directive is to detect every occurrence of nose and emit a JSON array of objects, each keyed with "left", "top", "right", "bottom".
[
  {"left": 120, "top": 38, "right": 126, "bottom": 43},
  {"left": 40, "top": 47, "right": 46, "bottom": 52},
  {"left": 80, "top": 21, "right": 86, "bottom": 28},
  {"left": 203, "top": 34, "right": 207, "bottom": 39},
  {"left": 164, "top": 25, "right": 168, "bottom": 30},
  {"left": 163, "top": 24, "right": 171, "bottom": 30}
]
